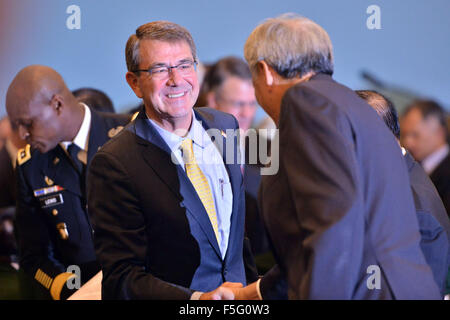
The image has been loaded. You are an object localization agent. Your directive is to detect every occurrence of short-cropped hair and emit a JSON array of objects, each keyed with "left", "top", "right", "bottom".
[
  {"left": 202, "top": 56, "right": 252, "bottom": 93},
  {"left": 125, "top": 21, "right": 197, "bottom": 72},
  {"left": 356, "top": 90, "right": 400, "bottom": 139},
  {"left": 403, "top": 99, "right": 448, "bottom": 131},
  {"left": 244, "top": 13, "right": 334, "bottom": 79}
]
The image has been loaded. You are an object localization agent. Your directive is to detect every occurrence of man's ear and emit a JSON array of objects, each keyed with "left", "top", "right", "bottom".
[
  {"left": 126, "top": 71, "right": 143, "bottom": 98},
  {"left": 206, "top": 91, "right": 218, "bottom": 109},
  {"left": 50, "top": 94, "right": 64, "bottom": 115},
  {"left": 257, "top": 60, "right": 274, "bottom": 87}
]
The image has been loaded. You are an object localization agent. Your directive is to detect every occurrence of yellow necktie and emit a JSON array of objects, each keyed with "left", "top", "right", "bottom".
[{"left": 180, "top": 138, "right": 219, "bottom": 242}]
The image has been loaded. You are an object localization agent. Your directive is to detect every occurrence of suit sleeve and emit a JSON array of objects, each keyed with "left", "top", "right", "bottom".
[
  {"left": 278, "top": 86, "right": 363, "bottom": 299},
  {"left": 15, "top": 165, "right": 76, "bottom": 300},
  {"left": 87, "top": 151, "right": 193, "bottom": 299}
]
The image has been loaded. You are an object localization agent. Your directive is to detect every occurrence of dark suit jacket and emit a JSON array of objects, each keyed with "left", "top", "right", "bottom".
[
  {"left": 15, "top": 109, "right": 130, "bottom": 299},
  {"left": 429, "top": 152, "right": 450, "bottom": 219},
  {"left": 405, "top": 151, "right": 450, "bottom": 296},
  {"left": 243, "top": 134, "right": 273, "bottom": 259},
  {"left": 88, "top": 107, "right": 257, "bottom": 300},
  {"left": 259, "top": 73, "right": 440, "bottom": 299},
  {"left": 0, "top": 145, "right": 15, "bottom": 208}
]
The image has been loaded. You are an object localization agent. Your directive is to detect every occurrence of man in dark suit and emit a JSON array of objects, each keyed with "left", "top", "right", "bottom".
[
  {"left": 87, "top": 21, "right": 257, "bottom": 300},
  {"left": 0, "top": 117, "right": 26, "bottom": 209},
  {"left": 401, "top": 100, "right": 450, "bottom": 219},
  {"left": 234, "top": 13, "right": 440, "bottom": 299},
  {"left": 356, "top": 90, "right": 450, "bottom": 297},
  {"left": 0, "top": 140, "right": 15, "bottom": 208},
  {"left": 72, "top": 87, "right": 115, "bottom": 113},
  {"left": 5, "top": 65, "right": 130, "bottom": 300}
]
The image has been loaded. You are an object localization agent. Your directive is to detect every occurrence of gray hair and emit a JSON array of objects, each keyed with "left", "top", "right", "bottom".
[
  {"left": 244, "top": 13, "right": 334, "bottom": 78},
  {"left": 125, "top": 21, "right": 197, "bottom": 72}
]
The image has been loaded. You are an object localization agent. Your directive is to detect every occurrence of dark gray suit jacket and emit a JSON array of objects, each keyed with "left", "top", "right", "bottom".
[
  {"left": 405, "top": 151, "right": 450, "bottom": 296},
  {"left": 429, "top": 152, "right": 450, "bottom": 219},
  {"left": 259, "top": 73, "right": 440, "bottom": 299},
  {"left": 88, "top": 107, "right": 257, "bottom": 299}
]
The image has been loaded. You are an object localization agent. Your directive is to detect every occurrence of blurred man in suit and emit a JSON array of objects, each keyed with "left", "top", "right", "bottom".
[
  {"left": 0, "top": 118, "right": 26, "bottom": 209},
  {"left": 202, "top": 56, "right": 272, "bottom": 271},
  {"left": 6, "top": 65, "right": 130, "bottom": 299},
  {"left": 87, "top": 21, "right": 257, "bottom": 300},
  {"left": 72, "top": 87, "right": 115, "bottom": 113},
  {"left": 401, "top": 100, "right": 450, "bottom": 218},
  {"left": 235, "top": 13, "right": 439, "bottom": 299},
  {"left": 203, "top": 56, "right": 257, "bottom": 133},
  {"left": 356, "top": 90, "right": 450, "bottom": 296}
]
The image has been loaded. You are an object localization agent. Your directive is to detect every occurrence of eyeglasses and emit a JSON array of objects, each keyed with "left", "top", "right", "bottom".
[{"left": 133, "top": 60, "right": 197, "bottom": 79}]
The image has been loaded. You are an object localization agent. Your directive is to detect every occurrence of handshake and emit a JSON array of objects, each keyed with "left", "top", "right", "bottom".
[{"left": 199, "top": 281, "right": 261, "bottom": 300}]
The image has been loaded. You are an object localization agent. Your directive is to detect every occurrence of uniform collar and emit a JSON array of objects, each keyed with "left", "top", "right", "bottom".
[{"left": 60, "top": 103, "right": 91, "bottom": 151}]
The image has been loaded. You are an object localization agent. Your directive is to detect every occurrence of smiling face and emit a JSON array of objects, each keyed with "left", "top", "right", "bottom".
[{"left": 126, "top": 40, "right": 199, "bottom": 129}]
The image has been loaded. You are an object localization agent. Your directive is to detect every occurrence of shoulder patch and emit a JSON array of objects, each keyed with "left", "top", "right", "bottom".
[
  {"left": 131, "top": 111, "right": 139, "bottom": 122},
  {"left": 17, "top": 144, "right": 31, "bottom": 166},
  {"left": 108, "top": 126, "right": 124, "bottom": 138}
]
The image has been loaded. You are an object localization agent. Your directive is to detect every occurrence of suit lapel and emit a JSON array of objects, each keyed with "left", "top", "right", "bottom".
[
  {"left": 134, "top": 110, "right": 223, "bottom": 258},
  {"left": 195, "top": 110, "right": 242, "bottom": 261},
  {"left": 43, "top": 146, "right": 82, "bottom": 197},
  {"left": 430, "top": 152, "right": 450, "bottom": 181},
  {"left": 87, "top": 110, "right": 108, "bottom": 168}
]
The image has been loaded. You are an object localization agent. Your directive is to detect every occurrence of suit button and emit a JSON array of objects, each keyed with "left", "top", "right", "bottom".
[{"left": 52, "top": 209, "right": 58, "bottom": 216}]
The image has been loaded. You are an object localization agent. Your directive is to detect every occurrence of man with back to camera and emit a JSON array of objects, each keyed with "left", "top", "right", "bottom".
[
  {"left": 356, "top": 90, "right": 450, "bottom": 297},
  {"left": 5, "top": 65, "right": 130, "bottom": 299},
  {"left": 228, "top": 13, "right": 440, "bottom": 299},
  {"left": 87, "top": 20, "right": 258, "bottom": 299}
]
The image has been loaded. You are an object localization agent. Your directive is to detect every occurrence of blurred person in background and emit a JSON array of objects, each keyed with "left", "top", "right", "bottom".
[
  {"left": 72, "top": 87, "right": 115, "bottom": 113},
  {"left": 201, "top": 56, "right": 273, "bottom": 273},
  {"left": 357, "top": 90, "right": 450, "bottom": 297},
  {"left": 401, "top": 100, "right": 450, "bottom": 218}
]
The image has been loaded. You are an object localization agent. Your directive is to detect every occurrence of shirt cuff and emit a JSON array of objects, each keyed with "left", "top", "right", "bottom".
[
  {"left": 256, "top": 278, "right": 263, "bottom": 300},
  {"left": 190, "top": 291, "right": 204, "bottom": 300}
]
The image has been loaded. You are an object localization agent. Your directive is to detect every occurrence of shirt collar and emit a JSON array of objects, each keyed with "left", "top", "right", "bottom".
[
  {"left": 60, "top": 103, "right": 91, "bottom": 151},
  {"left": 422, "top": 144, "right": 449, "bottom": 174},
  {"left": 147, "top": 109, "right": 206, "bottom": 153}
]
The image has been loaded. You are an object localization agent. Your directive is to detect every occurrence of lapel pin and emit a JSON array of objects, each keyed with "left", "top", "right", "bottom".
[
  {"left": 45, "top": 176, "right": 54, "bottom": 186},
  {"left": 221, "top": 130, "right": 227, "bottom": 138},
  {"left": 56, "top": 223, "right": 69, "bottom": 240},
  {"left": 53, "top": 157, "right": 60, "bottom": 165}
]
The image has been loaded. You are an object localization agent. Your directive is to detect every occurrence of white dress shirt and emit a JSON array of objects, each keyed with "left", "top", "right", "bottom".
[
  {"left": 147, "top": 111, "right": 233, "bottom": 259},
  {"left": 60, "top": 103, "right": 91, "bottom": 164},
  {"left": 421, "top": 144, "right": 449, "bottom": 175}
]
